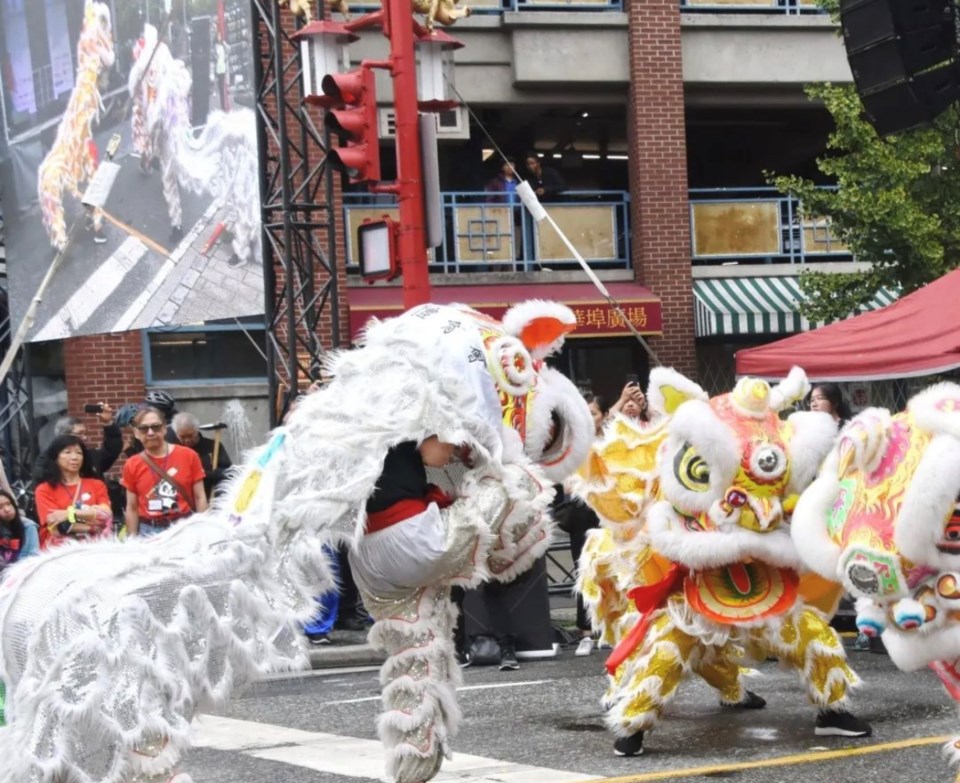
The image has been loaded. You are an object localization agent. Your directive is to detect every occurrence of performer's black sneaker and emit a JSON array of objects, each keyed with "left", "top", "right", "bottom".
[
  {"left": 613, "top": 732, "right": 644, "bottom": 757},
  {"left": 93, "top": 228, "right": 107, "bottom": 244},
  {"left": 724, "top": 690, "right": 767, "bottom": 710},
  {"left": 499, "top": 644, "right": 519, "bottom": 671},
  {"left": 169, "top": 225, "right": 184, "bottom": 244},
  {"left": 306, "top": 632, "right": 331, "bottom": 647},
  {"left": 815, "top": 709, "right": 872, "bottom": 737}
]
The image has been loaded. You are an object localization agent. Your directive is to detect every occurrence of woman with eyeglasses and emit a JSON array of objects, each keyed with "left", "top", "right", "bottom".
[
  {"left": 122, "top": 406, "right": 207, "bottom": 538},
  {"left": 808, "top": 382, "right": 852, "bottom": 424},
  {"left": 34, "top": 434, "right": 113, "bottom": 549}
]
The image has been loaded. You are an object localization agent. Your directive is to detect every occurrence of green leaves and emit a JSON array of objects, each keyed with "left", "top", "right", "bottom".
[{"left": 769, "top": 83, "right": 960, "bottom": 321}]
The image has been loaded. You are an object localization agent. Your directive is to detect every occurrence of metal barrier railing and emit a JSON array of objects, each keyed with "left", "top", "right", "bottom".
[
  {"left": 545, "top": 534, "right": 576, "bottom": 596},
  {"left": 344, "top": 189, "right": 632, "bottom": 273}
]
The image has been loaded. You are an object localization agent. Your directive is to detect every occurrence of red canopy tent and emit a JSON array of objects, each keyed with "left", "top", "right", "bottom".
[{"left": 736, "top": 268, "right": 960, "bottom": 380}]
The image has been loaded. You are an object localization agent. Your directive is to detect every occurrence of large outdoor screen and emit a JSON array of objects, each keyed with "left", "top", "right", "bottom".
[{"left": 0, "top": 0, "right": 263, "bottom": 341}]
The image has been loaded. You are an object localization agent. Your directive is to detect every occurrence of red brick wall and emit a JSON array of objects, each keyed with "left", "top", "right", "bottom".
[
  {"left": 626, "top": 0, "right": 697, "bottom": 377},
  {"left": 62, "top": 331, "right": 146, "bottom": 451}
]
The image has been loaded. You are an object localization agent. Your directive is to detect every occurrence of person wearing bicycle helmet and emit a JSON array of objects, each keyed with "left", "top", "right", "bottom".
[{"left": 144, "top": 390, "right": 177, "bottom": 423}]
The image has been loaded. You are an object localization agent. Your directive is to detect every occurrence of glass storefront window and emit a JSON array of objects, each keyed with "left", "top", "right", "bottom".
[{"left": 145, "top": 322, "right": 267, "bottom": 384}]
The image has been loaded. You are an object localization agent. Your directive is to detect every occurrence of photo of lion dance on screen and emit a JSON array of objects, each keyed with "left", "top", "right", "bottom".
[
  {"left": 129, "top": 23, "right": 261, "bottom": 265},
  {"left": 36, "top": 0, "right": 115, "bottom": 251}
]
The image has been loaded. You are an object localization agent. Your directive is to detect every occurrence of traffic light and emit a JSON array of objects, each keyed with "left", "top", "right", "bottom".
[{"left": 322, "top": 67, "right": 381, "bottom": 183}]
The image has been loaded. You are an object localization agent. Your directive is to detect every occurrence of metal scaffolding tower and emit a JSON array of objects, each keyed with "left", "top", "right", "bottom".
[
  {"left": 0, "top": 219, "right": 35, "bottom": 488},
  {"left": 250, "top": 0, "right": 342, "bottom": 426}
]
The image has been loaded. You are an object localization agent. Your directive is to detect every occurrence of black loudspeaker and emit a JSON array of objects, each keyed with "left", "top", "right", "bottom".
[
  {"left": 191, "top": 16, "right": 212, "bottom": 127},
  {"left": 840, "top": 0, "right": 959, "bottom": 135},
  {"left": 461, "top": 558, "right": 557, "bottom": 658},
  {"left": 862, "top": 61, "right": 960, "bottom": 134}
]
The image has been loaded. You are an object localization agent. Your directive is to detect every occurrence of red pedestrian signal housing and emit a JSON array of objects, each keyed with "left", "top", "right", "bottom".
[{"left": 322, "top": 68, "right": 381, "bottom": 183}]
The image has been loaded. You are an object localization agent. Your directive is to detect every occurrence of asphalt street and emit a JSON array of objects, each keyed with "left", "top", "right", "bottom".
[{"left": 181, "top": 640, "right": 959, "bottom": 783}]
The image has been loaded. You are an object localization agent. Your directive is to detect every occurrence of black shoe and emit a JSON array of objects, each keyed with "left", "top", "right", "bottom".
[
  {"left": 306, "top": 632, "right": 331, "bottom": 647},
  {"left": 613, "top": 732, "right": 644, "bottom": 757},
  {"left": 227, "top": 254, "right": 245, "bottom": 269},
  {"left": 456, "top": 651, "right": 472, "bottom": 669},
  {"left": 170, "top": 225, "right": 184, "bottom": 244},
  {"left": 93, "top": 228, "right": 107, "bottom": 244},
  {"left": 815, "top": 710, "right": 872, "bottom": 737},
  {"left": 724, "top": 690, "right": 767, "bottom": 710},
  {"left": 336, "top": 616, "right": 368, "bottom": 632},
  {"left": 499, "top": 645, "right": 519, "bottom": 671}
]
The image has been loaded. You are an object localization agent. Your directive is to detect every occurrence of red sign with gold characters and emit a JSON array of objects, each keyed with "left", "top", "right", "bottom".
[{"left": 348, "top": 282, "right": 663, "bottom": 341}]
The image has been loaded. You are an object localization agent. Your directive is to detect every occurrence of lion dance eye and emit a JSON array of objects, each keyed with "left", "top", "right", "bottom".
[
  {"left": 937, "top": 573, "right": 960, "bottom": 601},
  {"left": 674, "top": 444, "right": 711, "bottom": 492},
  {"left": 751, "top": 444, "right": 787, "bottom": 480}
]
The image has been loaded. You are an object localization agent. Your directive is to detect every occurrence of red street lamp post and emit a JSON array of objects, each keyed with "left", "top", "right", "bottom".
[
  {"left": 380, "top": 0, "right": 429, "bottom": 309},
  {"left": 295, "top": 4, "right": 463, "bottom": 311}
]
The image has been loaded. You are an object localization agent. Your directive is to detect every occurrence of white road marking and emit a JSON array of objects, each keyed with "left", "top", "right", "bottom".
[
  {"left": 192, "top": 714, "right": 601, "bottom": 783},
  {"left": 258, "top": 664, "right": 382, "bottom": 681},
  {"left": 324, "top": 679, "right": 551, "bottom": 705},
  {"left": 35, "top": 236, "right": 147, "bottom": 340}
]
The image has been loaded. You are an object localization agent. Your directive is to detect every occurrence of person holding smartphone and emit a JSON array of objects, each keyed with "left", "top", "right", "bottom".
[
  {"left": 608, "top": 375, "right": 650, "bottom": 423},
  {"left": 38, "top": 403, "right": 123, "bottom": 482}
]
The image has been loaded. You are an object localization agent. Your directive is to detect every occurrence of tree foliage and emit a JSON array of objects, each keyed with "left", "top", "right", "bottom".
[{"left": 770, "top": 82, "right": 960, "bottom": 322}]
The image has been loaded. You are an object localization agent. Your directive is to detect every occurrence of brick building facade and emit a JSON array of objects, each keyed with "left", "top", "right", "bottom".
[{"left": 626, "top": 0, "right": 695, "bottom": 376}]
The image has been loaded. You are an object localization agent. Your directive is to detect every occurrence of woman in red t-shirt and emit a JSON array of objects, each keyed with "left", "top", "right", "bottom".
[{"left": 34, "top": 435, "right": 113, "bottom": 549}]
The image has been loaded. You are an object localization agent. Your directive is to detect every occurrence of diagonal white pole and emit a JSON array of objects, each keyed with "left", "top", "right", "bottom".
[{"left": 516, "top": 181, "right": 662, "bottom": 366}]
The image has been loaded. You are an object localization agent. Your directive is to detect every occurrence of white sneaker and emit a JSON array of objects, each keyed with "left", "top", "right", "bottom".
[{"left": 575, "top": 637, "right": 595, "bottom": 657}]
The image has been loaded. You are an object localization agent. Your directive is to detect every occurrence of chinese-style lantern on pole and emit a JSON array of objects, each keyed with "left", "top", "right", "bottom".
[
  {"left": 293, "top": 20, "right": 358, "bottom": 106},
  {"left": 414, "top": 29, "right": 463, "bottom": 113}
]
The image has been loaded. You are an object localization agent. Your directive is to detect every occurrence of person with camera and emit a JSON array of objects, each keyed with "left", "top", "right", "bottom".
[
  {"left": 122, "top": 407, "right": 207, "bottom": 538},
  {"left": 40, "top": 402, "right": 123, "bottom": 481},
  {"left": 609, "top": 376, "right": 650, "bottom": 424}
]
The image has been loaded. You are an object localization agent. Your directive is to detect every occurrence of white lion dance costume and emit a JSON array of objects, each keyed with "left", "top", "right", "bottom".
[
  {"left": 0, "top": 300, "right": 592, "bottom": 783},
  {"left": 575, "top": 367, "right": 870, "bottom": 756},
  {"left": 129, "top": 26, "right": 261, "bottom": 264},
  {"left": 794, "top": 383, "right": 960, "bottom": 780},
  {"left": 37, "top": 0, "right": 115, "bottom": 250}
]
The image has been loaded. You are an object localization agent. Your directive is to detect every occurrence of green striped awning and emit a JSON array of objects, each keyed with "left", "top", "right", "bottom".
[{"left": 694, "top": 277, "right": 898, "bottom": 338}]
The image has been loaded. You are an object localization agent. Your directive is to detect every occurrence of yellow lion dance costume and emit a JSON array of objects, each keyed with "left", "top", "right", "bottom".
[{"left": 575, "top": 367, "right": 871, "bottom": 757}]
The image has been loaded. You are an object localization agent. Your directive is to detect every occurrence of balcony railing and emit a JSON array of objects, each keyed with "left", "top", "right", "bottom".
[
  {"left": 346, "top": 0, "right": 825, "bottom": 15},
  {"left": 342, "top": 187, "right": 851, "bottom": 273},
  {"left": 689, "top": 187, "right": 851, "bottom": 265},
  {"left": 345, "top": 0, "right": 623, "bottom": 13},
  {"left": 680, "top": 0, "right": 825, "bottom": 14},
  {"left": 343, "top": 190, "right": 632, "bottom": 273}
]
